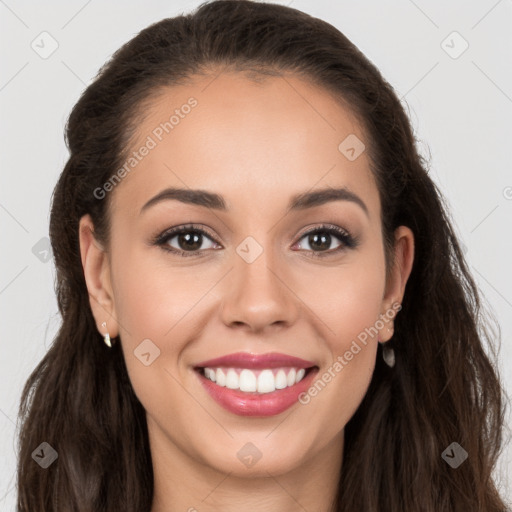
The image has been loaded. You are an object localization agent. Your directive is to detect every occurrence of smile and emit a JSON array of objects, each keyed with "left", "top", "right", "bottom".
[
  {"left": 200, "top": 366, "right": 308, "bottom": 393},
  {"left": 193, "top": 351, "right": 319, "bottom": 417}
]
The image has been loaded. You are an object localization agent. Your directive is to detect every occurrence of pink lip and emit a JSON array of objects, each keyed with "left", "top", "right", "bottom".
[
  {"left": 196, "top": 366, "right": 319, "bottom": 417},
  {"left": 194, "top": 351, "right": 316, "bottom": 370}
]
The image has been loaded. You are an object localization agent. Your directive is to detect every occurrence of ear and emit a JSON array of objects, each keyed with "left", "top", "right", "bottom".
[
  {"left": 79, "top": 214, "right": 119, "bottom": 339},
  {"left": 378, "top": 225, "right": 414, "bottom": 342}
]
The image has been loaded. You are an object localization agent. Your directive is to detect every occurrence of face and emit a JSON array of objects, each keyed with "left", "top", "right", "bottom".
[{"left": 80, "top": 71, "right": 413, "bottom": 479}]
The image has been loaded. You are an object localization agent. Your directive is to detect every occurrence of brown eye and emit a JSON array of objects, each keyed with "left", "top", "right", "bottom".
[
  {"left": 155, "top": 225, "right": 219, "bottom": 257},
  {"left": 294, "top": 225, "right": 358, "bottom": 258}
]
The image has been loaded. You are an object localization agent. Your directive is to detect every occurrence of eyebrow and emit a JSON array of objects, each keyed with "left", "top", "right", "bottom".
[{"left": 140, "top": 186, "right": 369, "bottom": 217}]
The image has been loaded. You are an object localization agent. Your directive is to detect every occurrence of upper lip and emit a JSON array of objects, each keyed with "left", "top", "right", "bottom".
[{"left": 195, "top": 352, "right": 317, "bottom": 370}]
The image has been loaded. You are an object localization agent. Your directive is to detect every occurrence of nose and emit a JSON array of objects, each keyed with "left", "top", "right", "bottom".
[{"left": 219, "top": 243, "right": 300, "bottom": 334}]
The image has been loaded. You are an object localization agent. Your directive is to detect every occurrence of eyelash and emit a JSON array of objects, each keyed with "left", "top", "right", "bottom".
[{"left": 152, "top": 223, "right": 359, "bottom": 259}]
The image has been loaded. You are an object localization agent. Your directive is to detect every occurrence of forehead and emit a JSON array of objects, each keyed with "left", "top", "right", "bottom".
[{"left": 110, "top": 71, "right": 379, "bottom": 220}]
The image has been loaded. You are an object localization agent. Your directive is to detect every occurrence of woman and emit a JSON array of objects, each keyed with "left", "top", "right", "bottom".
[{"left": 16, "top": 1, "right": 509, "bottom": 510}]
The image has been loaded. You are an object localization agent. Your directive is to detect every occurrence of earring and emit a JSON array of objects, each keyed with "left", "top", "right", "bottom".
[
  {"left": 101, "top": 322, "right": 112, "bottom": 348},
  {"left": 381, "top": 342, "right": 395, "bottom": 368},
  {"left": 379, "top": 326, "right": 395, "bottom": 368},
  {"left": 104, "top": 332, "right": 112, "bottom": 348},
  {"left": 102, "top": 322, "right": 115, "bottom": 348}
]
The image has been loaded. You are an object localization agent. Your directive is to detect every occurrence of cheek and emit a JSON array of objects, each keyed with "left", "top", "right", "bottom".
[
  {"left": 299, "top": 249, "right": 386, "bottom": 347},
  {"left": 298, "top": 267, "right": 382, "bottom": 438},
  {"left": 294, "top": 248, "right": 384, "bottom": 425},
  {"left": 111, "top": 255, "right": 203, "bottom": 423},
  {"left": 111, "top": 245, "right": 211, "bottom": 343}
]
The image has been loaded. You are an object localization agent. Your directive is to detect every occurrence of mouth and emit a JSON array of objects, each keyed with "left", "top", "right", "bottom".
[
  {"left": 194, "top": 365, "right": 317, "bottom": 394},
  {"left": 193, "top": 361, "right": 320, "bottom": 417}
]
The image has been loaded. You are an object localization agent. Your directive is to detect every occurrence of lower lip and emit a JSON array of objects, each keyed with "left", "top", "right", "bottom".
[{"left": 195, "top": 367, "right": 319, "bottom": 417}]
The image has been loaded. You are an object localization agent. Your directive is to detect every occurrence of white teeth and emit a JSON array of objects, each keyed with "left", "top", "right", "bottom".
[
  {"left": 202, "top": 367, "right": 309, "bottom": 393},
  {"left": 225, "top": 369, "right": 239, "bottom": 389},
  {"left": 287, "top": 368, "right": 296, "bottom": 387},
  {"left": 204, "top": 368, "right": 216, "bottom": 382},
  {"left": 257, "top": 369, "right": 275, "bottom": 393},
  {"left": 239, "top": 369, "right": 257, "bottom": 392},
  {"left": 275, "top": 369, "right": 288, "bottom": 389},
  {"left": 216, "top": 368, "right": 226, "bottom": 387}
]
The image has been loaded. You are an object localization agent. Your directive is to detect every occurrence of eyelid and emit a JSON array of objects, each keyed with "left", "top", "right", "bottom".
[{"left": 297, "top": 223, "right": 350, "bottom": 239}]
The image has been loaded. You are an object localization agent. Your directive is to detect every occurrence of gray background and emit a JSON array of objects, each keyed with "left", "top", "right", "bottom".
[{"left": 1, "top": 0, "right": 511, "bottom": 508}]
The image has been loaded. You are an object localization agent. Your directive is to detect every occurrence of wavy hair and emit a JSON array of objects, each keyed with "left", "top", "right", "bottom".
[{"left": 16, "top": 1, "right": 510, "bottom": 510}]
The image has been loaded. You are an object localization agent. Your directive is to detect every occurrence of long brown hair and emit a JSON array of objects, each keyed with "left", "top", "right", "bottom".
[{"left": 16, "top": 1, "right": 510, "bottom": 510}]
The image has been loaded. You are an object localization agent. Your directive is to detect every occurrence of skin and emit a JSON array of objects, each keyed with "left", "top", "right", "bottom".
[{"left": 79, "top": 71, "right": 414, "bottom": 512}]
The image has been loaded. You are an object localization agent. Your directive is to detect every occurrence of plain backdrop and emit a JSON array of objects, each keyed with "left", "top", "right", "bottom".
[{"left": 1, "top": 0, "right": 511, "bottom": 509}]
